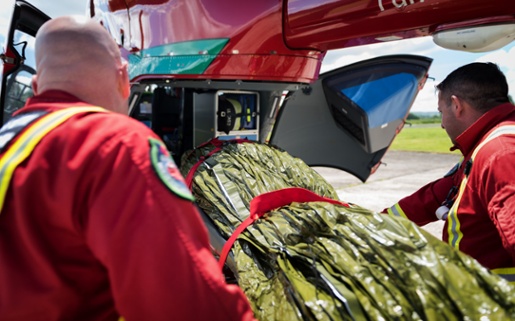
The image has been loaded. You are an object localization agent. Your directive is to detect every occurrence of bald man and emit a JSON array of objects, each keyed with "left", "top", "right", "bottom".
[{"left": 0, "top": 16, "right": 256, "bottom": 321}]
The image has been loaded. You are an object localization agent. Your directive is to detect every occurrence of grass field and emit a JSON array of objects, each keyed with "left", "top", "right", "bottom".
[{"left": 389, "top": 124, "right": 460, "bottom": 154}]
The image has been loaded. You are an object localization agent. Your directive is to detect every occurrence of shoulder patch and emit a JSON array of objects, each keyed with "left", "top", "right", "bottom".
[{"left": 149, "top": 138, "right": 195, "bottom": 201}]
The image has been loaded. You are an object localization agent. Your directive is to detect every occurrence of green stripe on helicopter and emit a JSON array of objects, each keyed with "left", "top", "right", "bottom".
[{"left": 128, "top": 38, "right": 229, "bottom": 79}]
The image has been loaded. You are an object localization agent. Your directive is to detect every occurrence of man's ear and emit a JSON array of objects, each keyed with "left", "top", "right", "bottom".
[
  {"left": 118, "top": 61, "right": 130, "bottom": 99},
  {"left": 32, "top": 75, "right": 38, "bottom": 95},
  {"left": 450, "top": 95, "right": 464, "bottom": 116}
]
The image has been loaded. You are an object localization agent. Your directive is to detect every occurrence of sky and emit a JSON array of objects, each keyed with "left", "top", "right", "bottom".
[
  {"left": 2, "top": 0, "right": 515, "bottom": 113},
  {"left": 322, "top": 39, "right": 515, "bottom": 113}
]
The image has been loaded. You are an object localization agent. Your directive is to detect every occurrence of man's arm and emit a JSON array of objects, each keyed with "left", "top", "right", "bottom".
[
  {"left": 382, "top": 175, "right": 455, "bottom": 226},
  {"left": 483, "top": 148, "right": 515, "bottom": 262}
]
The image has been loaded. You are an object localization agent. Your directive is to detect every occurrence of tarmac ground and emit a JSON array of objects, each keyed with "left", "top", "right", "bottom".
[{"left": 314, "top": 150, "right": 462, "bottom": 238}]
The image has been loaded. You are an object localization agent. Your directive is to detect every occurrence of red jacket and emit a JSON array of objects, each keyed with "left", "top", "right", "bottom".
[
  {"left": 386, "top": 103, "right": 515, "bottom": 276},
  {"left": 0, "top": 91, "right": 256, "bottom": 321}
]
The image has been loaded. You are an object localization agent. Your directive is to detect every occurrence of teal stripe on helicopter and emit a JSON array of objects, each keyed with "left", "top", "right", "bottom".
[{"left": 128, "top": 38, "right": 229, "bottom": 79}]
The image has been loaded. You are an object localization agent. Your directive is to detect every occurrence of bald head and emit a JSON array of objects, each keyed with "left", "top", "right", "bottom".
[{"left": 33, "top": 16, "right": 130, "bottom": 114}]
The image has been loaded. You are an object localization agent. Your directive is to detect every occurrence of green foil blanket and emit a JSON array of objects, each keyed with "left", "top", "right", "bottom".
[{"left": 180, "top": 139, "right": 515, "bottom": 321}]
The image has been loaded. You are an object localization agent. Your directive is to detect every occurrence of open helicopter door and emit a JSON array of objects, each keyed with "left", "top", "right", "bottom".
[
  {"left": 0, "top": 0, "right": 50, "bottom": 125},
  {"left": 269, "top": 54, "right": 433, "bottom": 182}
]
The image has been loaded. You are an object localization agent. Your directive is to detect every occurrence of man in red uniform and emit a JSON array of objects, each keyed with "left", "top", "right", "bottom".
[
  {"left": 0, "top": 16, "right": 256, "bottom": 320},
  {"left": 384, "top": 62, "right": 515, "bottom": 282}
]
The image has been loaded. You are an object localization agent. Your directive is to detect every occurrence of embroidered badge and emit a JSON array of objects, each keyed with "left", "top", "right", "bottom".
[{"left": 149, "top": 138, "right": 195, "bottom": 201}]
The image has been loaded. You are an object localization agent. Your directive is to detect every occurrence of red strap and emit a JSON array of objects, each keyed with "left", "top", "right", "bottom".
[
  {"left": 218, "top": 187, "right": 348, "bottom": 270},
  {"left": 185, "top": 147, "right": 222, "bottom": 188},
  {"left": 249, "top": 187, "right": 348, "bottom": 217}
]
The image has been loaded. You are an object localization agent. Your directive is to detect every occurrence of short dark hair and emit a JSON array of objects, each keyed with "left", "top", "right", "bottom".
[{"left": 436, "top": 62, "right": 509, "bottom": 113}]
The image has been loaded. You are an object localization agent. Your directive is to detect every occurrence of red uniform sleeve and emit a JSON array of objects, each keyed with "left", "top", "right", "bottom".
[
  {"left": 382, "top": 175, "right": 454, "bottom": 226},
  {"left": 482, "top": 147, "right": 515, "bottom": 263},
  {"left": 79, "top": 116, "right": 256, "bottom": 320}
]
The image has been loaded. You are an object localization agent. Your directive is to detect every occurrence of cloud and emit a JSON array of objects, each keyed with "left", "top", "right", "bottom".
[
  {"left": 475, "top": 45, "right": 515, "bottom": 66},
  {"left": 0, "top": 1, "right": 85, "bottom": 46},
  {"left": 321, "top": 37, "right": 439, "bottom": 73},
  {"left": 0, "top": 3, "right": 12, "bottom": 47},
  {"left": 412, "top": 80, "right": 439, "bottom": 112},
  {"left": 27, "top": 0, "right": 86, "bottom": 18},
  {"left": 474, "top": 45, "right": 515, "bottom": 94},
  {"left": 321, "top": 37, "right": 443, "bottom": 112},
  {"left": 322, "top": 38, "right": 515, "bottom": 112}
]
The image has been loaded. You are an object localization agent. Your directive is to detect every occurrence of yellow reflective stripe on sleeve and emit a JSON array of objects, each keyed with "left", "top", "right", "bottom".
[
  {"left": 447, "top": 177, "right": 467, "bottom": 249},
  {"left": 0, "top": 106, "right": 107, "bottom": 214},
  {"left": 491, "top": 267, "right": 515, "bottom": 283},
  {"left": 447, "top": 125, "right": 515, "bottom": 250},
  {"left": 386, "top": 203, "right": 407, "bottom": 219}
]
